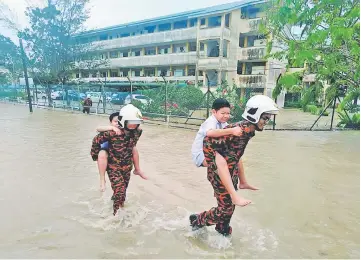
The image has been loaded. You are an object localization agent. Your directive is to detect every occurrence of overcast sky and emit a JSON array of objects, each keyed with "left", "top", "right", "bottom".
[{"left": 1, "top": 0, "right": 239, "bottom": 42}]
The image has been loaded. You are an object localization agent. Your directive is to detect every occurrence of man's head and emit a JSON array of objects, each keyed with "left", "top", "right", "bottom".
[
  {"left": 109, "top": 112, "right": 119, "bottom": 127},
  {"left": 242, "top": 95, "right": 279, "bottom": 131},
  {"left": 118, "top": 104, "right": 143, "bottom": 131},
  {"left": 211, "top": 98, "right": 231, "bottom": 123}
]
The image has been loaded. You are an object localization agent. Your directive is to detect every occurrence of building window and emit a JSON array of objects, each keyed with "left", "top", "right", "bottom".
[
  {"left": 132, "top": 69, "right": 141, "bottom": 77},
  {"left": 130, "top": 49, "right": 141, "bottom": 56},
  {"left": 237, "top": 61, "right": 243, "bottom": 75},
  {"left": 225, "top": 13, "right": 230, "bottom": 28},
  {"left": 208, "top": 16, "right": 221, "bottom": 27},
  {"left": 101, "top": 72, "right": 107, "bottom": 77},
  {"left": 200, "top": 42, "right": 205, "bottom": 51},
  {"left": 120, "top": 51, "right": 128, "bottom": 58},
  {"left": 157, "top": 67, "right": 169, "bottom": 76},
  {"left": 239, "top": 34, "right": 246, "bottom": 47},
  {"left": 173, "top": 68, "right": 184, "bottom": 77},
  {"left": 101, "top": 53, "right": 108, "bottom": 59},
  {"left": 241, "top": 6, "right": 262, "bottom": 19},
  {"left": 207, "top": 40, "right": 220, "bottom": 57},
  {"left": 144, "top": 68, "right": 155, "bottom": 76},
  {"left": 145, "top": 48, "right": 156, "bottom": 55},
  {"left": 99, "top": 34, "right": 108, "bottom": 41},
  {"left": 189, "top": 18, "right": 197, "bottom": 27},
  {"left": 189, "top": 42, "right": 197, "bottom": 52},
  {"left": 111, "top": 71, "right": 119, "bottom": 77},
  {"left": 120, "top": 70, "right": 128, "bottom": 77},
  {"left": 174, "top": 20, "right": 187, "bottom": 29},
  {"left": 173, "top": 44, "right": 186, "bottom": 53},
  {"left": 188, "top": 67, "right": 196, "bottom": 76},
  {"left": 200, "top": 18, "right": 206, "bottom": 26},
  {"left": 158, "top": 23, "right": 171, "bottom": 32},
  {"left": 76, "top": 73, "right": 80, "bottom": 78},
  {"left": 158, "top": 46, "right": 170, "bottom": 54},
  {"left": 144, "top": 25, "right": 156, "bottom": 33},
  {"left": 110, "top": 51, "right": 118, "bottom": 58}
]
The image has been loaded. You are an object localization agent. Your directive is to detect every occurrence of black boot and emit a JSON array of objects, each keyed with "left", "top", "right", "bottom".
[
  {"left": 189, "top": 214, "right": 204, "bottom": 231},
  {"left": 215, "top": 222, "right": 232, "bottom": 236}
]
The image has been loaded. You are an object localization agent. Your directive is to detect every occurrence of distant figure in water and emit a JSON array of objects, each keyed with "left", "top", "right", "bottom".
[{"left": 90, "top": 104, "right": 147, "bottom": 215}]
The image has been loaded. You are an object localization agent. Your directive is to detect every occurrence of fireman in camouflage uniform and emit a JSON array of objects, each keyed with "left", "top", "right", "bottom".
[
  {"left": 91, "top": 104, "right": 146, "bottom": 215},
  {"left": 190, "top": 95, "right": 279, "bottom": 236}
]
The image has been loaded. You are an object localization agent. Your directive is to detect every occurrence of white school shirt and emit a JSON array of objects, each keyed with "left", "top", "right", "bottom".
[{"left": 191, "top": 115, "right": 228, "bottom": 166}]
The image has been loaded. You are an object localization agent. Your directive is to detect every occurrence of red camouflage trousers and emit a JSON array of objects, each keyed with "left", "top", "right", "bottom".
[
  {"left": 195, "top": 164, "right": 238, "bottom": 229},
  {"left": 107, "top": 163, "right": 132, "bottom": 215}
]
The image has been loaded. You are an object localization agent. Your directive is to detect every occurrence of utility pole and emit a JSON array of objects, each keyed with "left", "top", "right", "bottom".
[{"left": 19, "top": 38, "right": 33, "bottom": 113}]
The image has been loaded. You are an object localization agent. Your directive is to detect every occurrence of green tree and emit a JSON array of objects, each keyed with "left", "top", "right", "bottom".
[
  {"left": 263, "top": 0, "right": 360, "bottom": 110},
  {"left": 18, "top": 0, "right": 106, "bottom": 103},
  {"left": 0, "top": 35, "right": 21, "bottom": 82}
]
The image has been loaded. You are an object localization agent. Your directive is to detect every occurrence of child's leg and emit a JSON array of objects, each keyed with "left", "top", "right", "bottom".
[
  {"left": 215, "top": 152, "right": 251, "bottom": 207},
  {"left": 97, "top": 150, "right": 108, "bottom": 192},
  {"left": 107, "top": 164, "right": 132, "bottom": 215}
]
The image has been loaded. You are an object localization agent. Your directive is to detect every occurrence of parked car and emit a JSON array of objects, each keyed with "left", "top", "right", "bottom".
[
  {"left": 124, "top": 94, "right": 152, "bottom": 105},
  {"left": 110, "top": 92, "right": 129, "bottom": 105},
  {"left": 31, "top": 90, "right": 47, "bottom": 99},
  {"left": 51, "top": 90, "right": 63, "bottom": 100}
]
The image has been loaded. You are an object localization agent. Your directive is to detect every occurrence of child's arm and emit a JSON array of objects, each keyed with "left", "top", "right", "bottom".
[
  {"left": 96, "top": 125, "right": 121, "bottom": 134},
  {"left": 206, "top": 126, "right": 242, "bottom": 138}
]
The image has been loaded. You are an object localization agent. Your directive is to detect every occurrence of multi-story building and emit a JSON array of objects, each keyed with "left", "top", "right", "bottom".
[{"left": 73, "top": 0, "right": 286, "bottom": 106}]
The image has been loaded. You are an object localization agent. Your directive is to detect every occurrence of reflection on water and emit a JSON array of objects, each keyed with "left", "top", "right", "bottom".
[{"left": 0, "top": 103, "right": 359, "bottom": 258}]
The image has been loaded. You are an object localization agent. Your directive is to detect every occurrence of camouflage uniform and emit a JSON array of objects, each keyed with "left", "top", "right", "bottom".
[
  {"left": 192, "top": 120, "right": 255, "bottom": 234},
  {"left": 91, "top": 128, "right": 142, "bottom": 215}
]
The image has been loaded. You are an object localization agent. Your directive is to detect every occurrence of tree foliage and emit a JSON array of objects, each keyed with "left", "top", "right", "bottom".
[
  {"left": 0, "top": 35, "right": 22, "bottom": 82},
  {"left": 262, "top": 0, "right": 360, "bottom": 111},
  {"left": 19, "top": 0, "right": 105, "bottom": 86}
]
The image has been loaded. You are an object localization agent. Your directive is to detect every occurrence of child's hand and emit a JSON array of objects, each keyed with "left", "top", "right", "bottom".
[
  {"left": 231, "top": 126, "right": 243, "bottom": 136},
  {"left": 111, "top": 126, "right": 121, "bottom": 135},
  {"left": 133, "top": 169, "right": 147, "bottom": 180}
]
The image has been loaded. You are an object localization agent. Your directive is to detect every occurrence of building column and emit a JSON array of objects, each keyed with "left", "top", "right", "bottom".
[
  {"left": 195, "top": 18, "right": 201, "bottom": 86},
  {"left": 218, "top": 14, "right": 226, "bottom": 86}
]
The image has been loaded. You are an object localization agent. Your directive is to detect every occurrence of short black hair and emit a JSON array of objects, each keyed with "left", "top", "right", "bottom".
[
  {"left": 212, "top": 98, "right": 230, "bottom": 111},
  {"left": 109, "top": 112, "right": 119, "bottom": 122}
]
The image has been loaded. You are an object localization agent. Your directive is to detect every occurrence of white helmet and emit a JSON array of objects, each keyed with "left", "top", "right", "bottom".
[
  {"left": 242, "top": 95, "right": 279, "bottom": 123},
  {"left": 118, "top": 104, "right": 143, "bottom": 128}
]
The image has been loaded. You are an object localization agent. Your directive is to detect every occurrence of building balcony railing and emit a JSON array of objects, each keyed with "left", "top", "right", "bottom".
[
  {"left": 107, "top": 52, "right": 197, "bottom": 68},
  {"left": 92, "top": 27, "right": 197, "bottom": 50},
  {"left": 238, "top": 74, "right": 266, "bottom": 88},
  {"left": 198, "top": 27, "right": 231, "bottom": 40},
  {"left": 237, "top": 46, "right": 266, "bottom": 61},
  {"left": 197, "top": 57, "right": 229, "bottom": 70},
  {"left": 239, "top": 17, "right": 265, "bottom": 34},
  {"left": 71, "top": 76, "right": 197, "bottom": 83}
]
